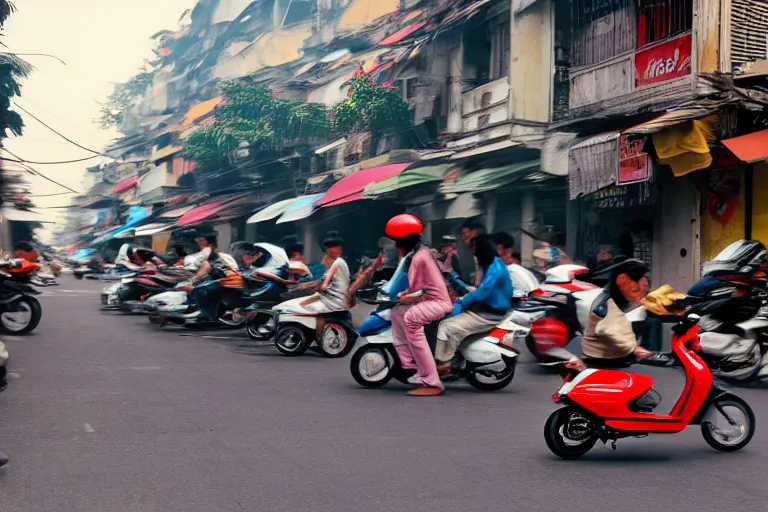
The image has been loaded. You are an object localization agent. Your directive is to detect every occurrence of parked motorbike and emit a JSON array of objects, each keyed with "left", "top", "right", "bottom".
[
  {"left": 0, "top": 259, "right": 43, "bottom": 334},
  {"left": 544, "top": 310, "right": 755, "bottom": 459},
  {"left": 101, "top": 266, "right": 192, "bottom": 313},
  {"left": 348, "top": 289, "right": 520, "bottom": 390},
  {"left": 147, "top": 261, "right": 310, "bottom": 329},
  {"left": 686, "top": 239, "right": 768, "bottom": 384}
]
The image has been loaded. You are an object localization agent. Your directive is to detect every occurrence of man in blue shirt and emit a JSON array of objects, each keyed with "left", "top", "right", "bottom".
[{"left": 435, "top": 234, "right": 513, "bottom": 373}]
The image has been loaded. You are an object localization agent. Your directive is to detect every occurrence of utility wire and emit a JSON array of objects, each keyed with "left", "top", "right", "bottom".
[
  {"left": 12, "top": 103, "right": 108, "bottom": 156},
  {"left": 2, "top": 149, "right": 82, "bottom": 195},
  {"left": 0, "top": 154, "right": 101, "bottom": 165},
  {"left": 29, "top": 191, "right": 77, "bottom": 198}
]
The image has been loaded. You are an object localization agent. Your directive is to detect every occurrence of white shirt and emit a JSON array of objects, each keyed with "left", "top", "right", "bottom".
[
  {"left": 318, "top": 257, "right": 351, "bottom": 311},
  {"left": 506, "top": 263, "right": 540, "bottom": 296}
]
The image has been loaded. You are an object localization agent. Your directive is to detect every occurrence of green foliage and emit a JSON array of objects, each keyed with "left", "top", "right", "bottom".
[
  {"left": 332, "top": 74, "right": 412, "bottom": 138},
  {"left": 0, "top": 1, "right": 30, "bottom": 138},
  {"left": 184, "top": 80, "right": 330, "bottom": 170},
  {"left": 97, "top": 69, "right": 156, "bottom": 130}
]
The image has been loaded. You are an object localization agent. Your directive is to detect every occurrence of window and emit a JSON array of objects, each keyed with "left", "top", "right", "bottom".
[
  {"left": 491, "top": 19, "right": 510, "bottom": 79},
  {"left": 570, "top": 0, "right": 635, "bottom": 67},
  {"left": 637, "top": 0, "right": 693, "bottom": 47}
]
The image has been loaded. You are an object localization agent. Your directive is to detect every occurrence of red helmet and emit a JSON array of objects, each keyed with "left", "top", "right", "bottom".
[{"left": 386, "top": 214, "right": 423, "bottom": 239}]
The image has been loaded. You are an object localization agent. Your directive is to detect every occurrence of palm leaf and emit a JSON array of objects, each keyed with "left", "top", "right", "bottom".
[{"left": 0, "top": 52, "right": 33, "bottom": 79}]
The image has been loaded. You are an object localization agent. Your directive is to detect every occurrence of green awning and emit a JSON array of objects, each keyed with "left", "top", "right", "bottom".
[
  {"left": 363, "top": 164, "right": 454, "bottom": 198},
  {"left": 440, "top": 160, "right": 541, "bottom": 195}
]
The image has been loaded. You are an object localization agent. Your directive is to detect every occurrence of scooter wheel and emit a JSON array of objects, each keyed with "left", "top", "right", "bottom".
[
  {"left": 316, "top": 323, "right": 356, "bottom": 358},
  {"left": 148, "top": 313, "right": 161, "bottom": 325},
  {"left": 701, "top": 394, "right": 756, "bottom": 452},
  {"left": 466, "top": 357, "right": 517, "bottom": 391},
  {"left": 350, "top": 345, "right": 393, "bottom": 388},
  {"left": 275, "top": 325, "right": 311, "bottom": 357},
  {"left": 544, "top": 406, "right": 598, "bottom": 460}
]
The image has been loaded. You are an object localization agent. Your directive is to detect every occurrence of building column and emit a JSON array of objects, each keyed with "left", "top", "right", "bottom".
[
  {"left": 521, "top": 190, "right": 535, "bottom": 266},
  {"left": 485, "top": 194, "right": 498, "bottom": 233},
  {"left": 303, "top": 221, "right": 319, "bottom": 264},
  {"left": 447, "top": 36, "right": 464, "bottom": 134}
]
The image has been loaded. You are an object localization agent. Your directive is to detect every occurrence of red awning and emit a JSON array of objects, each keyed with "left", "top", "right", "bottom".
[
  {"left": 722, "top": 129, "right": 768, "bottom": 164},
  {"left": 317, "top": 163, "right": 413, "bottom": 207},
  {"left": 113, "top": 174, "right": 144, "bottom": 195},
  {"left": 379, "top": 22, "right": 427, "bottom": 46},
  {"left": 176, "top": 201, "right": 227, "bottom": 226}
]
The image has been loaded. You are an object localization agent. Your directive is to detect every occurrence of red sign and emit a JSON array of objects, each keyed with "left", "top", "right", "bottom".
[
  {"left": 618, "top": 136, "right": 651, "bottom": 185},
  {"left": 635, "top": 34, "right": 692, "bottom": 87}
]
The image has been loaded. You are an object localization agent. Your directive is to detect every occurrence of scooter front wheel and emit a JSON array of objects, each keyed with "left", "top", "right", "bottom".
[
  {"left": 701, "top": 394, "right": 755, "bottom": 452},
  {"left": 275, "top": 325, "right": 311, "bottom": 357},
  {"left": 544, "top": 406, "right": 598, "bottom": 460},
  {"left": 350, "top": 345, "right": 393, "bottom": 388}
]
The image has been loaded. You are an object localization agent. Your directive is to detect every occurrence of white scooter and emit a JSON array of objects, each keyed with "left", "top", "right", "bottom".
[
  {"left": 349, "top": 289, "right": 524, "bottom": 391},
  {"left": 252, "top": 294, "right": 358, "bottom": 358}
]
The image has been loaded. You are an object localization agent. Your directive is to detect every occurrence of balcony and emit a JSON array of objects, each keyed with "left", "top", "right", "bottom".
[{"left": 569, "top": 32, "right": 694, "bottom": 115}]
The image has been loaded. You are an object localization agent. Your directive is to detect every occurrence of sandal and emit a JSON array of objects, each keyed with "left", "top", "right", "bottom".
[{"left": 407, "top": 386, "right": 444, "bottom": 396}]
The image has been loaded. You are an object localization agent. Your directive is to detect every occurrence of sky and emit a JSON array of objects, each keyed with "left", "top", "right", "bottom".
[{"left": 4, "top": 0, "right": 196, "bottom": 242}]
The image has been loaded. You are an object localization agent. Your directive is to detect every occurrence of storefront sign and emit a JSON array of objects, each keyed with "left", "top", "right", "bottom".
[
  {"left": 635, "top": 34, "right": 692, "bottom": 87},
  {"left": 594, "top": 180, "right": 656, "bottom": 209},
  {"left": 618, "top": 136, "right": 651, "bottom": 184}
]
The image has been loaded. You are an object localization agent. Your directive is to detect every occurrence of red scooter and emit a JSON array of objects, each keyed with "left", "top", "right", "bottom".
[{"left": 544, "top": 311, "right": 756, "bottom": 459}]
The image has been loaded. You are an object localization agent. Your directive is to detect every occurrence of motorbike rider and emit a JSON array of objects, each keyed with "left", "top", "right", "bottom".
[
  {"left": 435, "top": 234, "right": 513, "bottom": 375},
  {"left": 492, "top": 232, "right": 539, "bottom": 296},
  {"left": 187, "top": 231, "right": 240, "bottom": 322},
  {"left": 580, "top": 258, "right": 655, "bottom": 366},
  {"left": 384, "top": 214, "right": 452, "bottom": 396}
]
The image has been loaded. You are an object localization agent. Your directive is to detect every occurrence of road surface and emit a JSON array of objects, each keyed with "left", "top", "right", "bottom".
[{"left": 1, "top": 277, "right": 767, "bottom": 511}]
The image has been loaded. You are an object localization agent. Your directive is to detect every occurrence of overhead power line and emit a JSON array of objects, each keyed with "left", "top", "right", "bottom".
[
  {"left": 12, "top": 103, "right": 108, "bottom": 157},
  {"left": 2, "top": 148, "right": 82, "bottom": 195},
  {"left": 1, "top": 154, "right": 101, "bottom": 165}
]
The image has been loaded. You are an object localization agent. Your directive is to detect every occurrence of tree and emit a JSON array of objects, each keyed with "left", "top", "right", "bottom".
[
  {"left": 0, "top": 1, "right": 32, "bottom": 138},
  {"left": 184, "top": 79, "right": 330, "bottom": 171},
  {"left": 331, "top": 74, "right": 412, "bottom": 138},
  {"left": 0, "top": 1, "right": 33, "bottom": 210},
  {"left": 97, "top": 69, "right": 156, "bottom": 131}
]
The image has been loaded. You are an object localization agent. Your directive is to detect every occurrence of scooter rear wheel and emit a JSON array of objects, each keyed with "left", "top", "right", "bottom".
[
  {"left": 350, "top": 345, "right": 393, "bottom": 388},
  {"left": 275, "top": 325, "right": 312, "bottom": 357},
  {"left": 701, "top": 394, "right": 755, "bottom": 452},
  {"left": 316, "top": 323, "right": 355, "bottom": 358},
  {"left": 544, "top": 406, "right": 598, "bottom": 460}
]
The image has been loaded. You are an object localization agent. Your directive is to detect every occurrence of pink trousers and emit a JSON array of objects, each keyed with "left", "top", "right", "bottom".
[{"left": 391, "top": 300, "right": 452, "bottom": 389}]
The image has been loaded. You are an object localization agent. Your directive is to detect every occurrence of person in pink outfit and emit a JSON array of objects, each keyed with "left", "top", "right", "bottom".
[{"left": 385, "top": 214, "right": 453, "bottom": 396}]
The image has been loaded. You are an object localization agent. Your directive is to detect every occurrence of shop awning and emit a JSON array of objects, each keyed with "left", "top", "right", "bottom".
[
  {"left": 315, "top": 138, "right": 347, "bottom": 155},
  {"left": 379, "top": 22, "right": 427, "bottom": 46},
  {"left": 183, "top": 96, "right": 223, "bottom": 126},
  {"left": 113, "top": 174, "right": 144, "bottom": 195},
  {"left": 449, "top": 140, "right": 522, "bottom": 160},
  {"left": 722, "top": 129, "right": 768, "bottom": 164},
  {"left": 90, "top": 226, "right": 126, "bottom": 245},
  {"left": 177, "top": 201, "right": 227, "bottom": 226},
  {"left": 1, "top": 207, "right": 51, "bottom": 223},
  {"left": 317, "top": 162, "right": 414, "bottom": 207},
  {"left": 624, "top": 106, "right": 720, "bottom": 136},
  {"left": 364, "top": 164, "right": 454, "bottom": 198},
  {"left": 441, "top": 160, "right": 542, "bottom": 195},
  {"left": 134, "top": 223, "right": 173, "bottom": 237},
  {"left": 320, "top": 49, "right": 351, "bottom": 63},
  {"left": 246, "top": 197, "right": 299, "bottom": 224},
  {"left": 151, "top": 145, "right": 184, "bottom": 163},
  {"left": 568, "top": 132, "right": 621, "bottom": 199},
  {"left": 276, "top": 194, "right": 325, "bottom": 224},
  {"left": 159, "top": 205, "right": 197, "bottom": 219}
]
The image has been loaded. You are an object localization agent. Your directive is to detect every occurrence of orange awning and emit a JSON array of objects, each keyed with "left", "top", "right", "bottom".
[
  {"left": 183, "top": 96, "right": 223, "bottom": 126},
  {"left": 379, "top": 22, "right": 427, "bottom": 46},
  {"left": 722, "top": 129, "right": 768, "bottom": 164}
]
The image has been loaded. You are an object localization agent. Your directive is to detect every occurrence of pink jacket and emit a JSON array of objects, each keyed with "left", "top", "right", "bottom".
[{"left": 408, "top": 246, "right": 452, "bottom": 304}]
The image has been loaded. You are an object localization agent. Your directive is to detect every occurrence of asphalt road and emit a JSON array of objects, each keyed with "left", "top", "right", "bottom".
[{"left": 1, "top": 276, "right": 768, "bottom": 512}]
